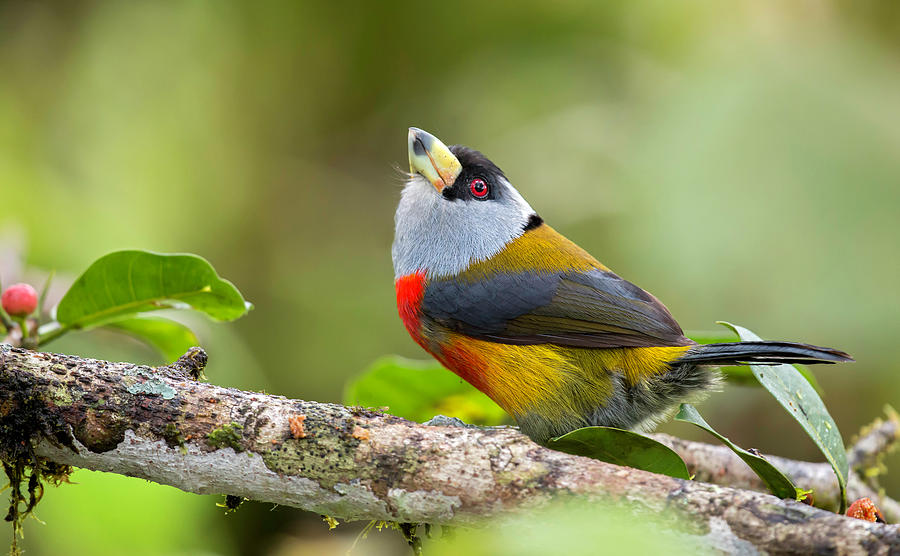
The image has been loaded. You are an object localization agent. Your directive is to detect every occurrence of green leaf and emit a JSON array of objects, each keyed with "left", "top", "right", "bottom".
[
  {"left": 105, "top": 316, "right": 200, "bottom": 363},
  {"left": 716, "top": 365, "right": 759, "bottom": 386},
  {"left": 57, "top": 250, "right": 249, "bottom": 330},
  {"left": 717, "top": 321, "right": 848, "bottom": 511},
  {"left": 685, "top": 329, "right": 740, "bottom": 345},
  {"left": 787, "top": 364, "right": 823, "bottom": 395},
  {"left": 548, "top": 427, "right": 690, "bottom": 480},
  {"left": 675, "top": 404, "right": 799, "bottom": 499},
  {"left": 345, "top": 356, "right": 508, "bottom": 425}
]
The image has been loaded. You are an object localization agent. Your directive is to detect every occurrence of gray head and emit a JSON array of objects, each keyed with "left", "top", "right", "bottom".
[{"left": 393, "top": 128, "right": 537, "bottom": 279}]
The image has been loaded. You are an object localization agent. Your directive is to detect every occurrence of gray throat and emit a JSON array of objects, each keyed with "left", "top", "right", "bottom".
[{"left": 392, "top": 176, "right": 535, "bottom": 279}]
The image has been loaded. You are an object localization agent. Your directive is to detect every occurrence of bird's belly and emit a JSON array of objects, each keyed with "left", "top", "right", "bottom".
[
  {"left": 435, "top": 334, "right": 585, "bottom": 416},
  {"left": 434, "top": 332, "right": 689, "bottom": 422}
]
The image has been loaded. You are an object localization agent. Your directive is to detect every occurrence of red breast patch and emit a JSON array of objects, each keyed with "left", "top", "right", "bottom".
[{"left": 395, "top": 271, "right": 426, "bottom": 341}]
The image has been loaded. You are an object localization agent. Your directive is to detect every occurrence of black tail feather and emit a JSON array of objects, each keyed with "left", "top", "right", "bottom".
[{"left": 676, "top": 341, "right": 854, "bottom": 367}]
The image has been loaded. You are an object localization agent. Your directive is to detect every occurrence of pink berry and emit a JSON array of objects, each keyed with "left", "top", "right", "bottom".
[{"left": 2, "top": 283, "right": 38, "bottom": 317}]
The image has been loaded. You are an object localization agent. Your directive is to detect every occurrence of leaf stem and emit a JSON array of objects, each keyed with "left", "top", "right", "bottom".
[
  {"left": 37, "top": 322, "right": 68, "bottom": 347},
  {"left": 14, "top": 317, "right": 28, "bottom": 340}
]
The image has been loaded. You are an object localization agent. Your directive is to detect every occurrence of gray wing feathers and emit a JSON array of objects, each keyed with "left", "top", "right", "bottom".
[{"left": 422, "top": 269, "right": 690, "bottom": 348}]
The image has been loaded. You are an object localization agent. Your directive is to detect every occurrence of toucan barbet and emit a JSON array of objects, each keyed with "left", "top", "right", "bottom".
[{"left": 393, "top": 128, "right": 852, "bottom": 444}]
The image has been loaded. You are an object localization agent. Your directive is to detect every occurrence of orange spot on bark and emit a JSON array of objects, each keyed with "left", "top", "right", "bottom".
[{"left": 289, "top": 414, "right": 307, "bottom": 439}]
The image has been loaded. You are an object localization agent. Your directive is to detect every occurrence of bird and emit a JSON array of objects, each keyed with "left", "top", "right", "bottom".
[{"left": 393, "top": 127, "right": 853, "bottom": 445}]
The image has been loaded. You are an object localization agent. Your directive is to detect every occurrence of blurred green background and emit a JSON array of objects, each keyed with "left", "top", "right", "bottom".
[{"left": 1, "top": 1, "right": 898, "bottom": 554}]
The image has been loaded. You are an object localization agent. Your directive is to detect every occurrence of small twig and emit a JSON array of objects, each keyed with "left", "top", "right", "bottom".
[
  {"left": 36, "top": 322, "right": 67, "bottom": 347},
  {"left": 848, "top": 407, "right": 900, "bottom": 472},
  {"left": 0, "top": 306, "right": 14, "bottom": 334},
  {"left": 36, "top": 270, "right": 55, "bottom": 319},
  {"left": 0, "top": 276, "right": 13, "bottom": 332}
]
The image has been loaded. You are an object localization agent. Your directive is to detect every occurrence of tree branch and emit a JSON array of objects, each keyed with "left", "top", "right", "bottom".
[
  {"left": 652, "top": 432, "right": 900, "bottom": 523},
  {"left": 1, "top": 344, "right": 898, "bottom": 553}
]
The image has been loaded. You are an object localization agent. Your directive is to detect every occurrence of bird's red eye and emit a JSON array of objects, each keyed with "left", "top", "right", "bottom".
[{"left": 469, "top": 178, "right": 489, "bottom": 199}]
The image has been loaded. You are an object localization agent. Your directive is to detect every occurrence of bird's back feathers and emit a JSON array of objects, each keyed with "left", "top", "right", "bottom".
[{"left": 422, "top": 223, "right": 693, "bottom": 349}]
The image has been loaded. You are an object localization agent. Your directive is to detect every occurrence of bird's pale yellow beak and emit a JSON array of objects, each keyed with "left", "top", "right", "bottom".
[{"left": 408, "top": 127, "right": 462, "bottom": 193}]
